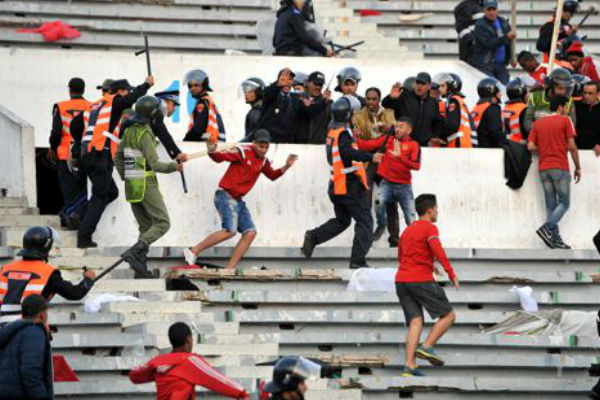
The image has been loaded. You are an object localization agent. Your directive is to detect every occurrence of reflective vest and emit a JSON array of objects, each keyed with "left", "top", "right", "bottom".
[
  {"left": 447, "top": 95, "right": 476, "bottom": 148},
  {"left": 0, "top": 260, "right": 56, "bottom": 324},
  {"left": 529, "top": 90, "right": 574, "bottom": 122},
  {"left": 471, "top": 101, "right": 492, "bottom": 133},
  {"left": 188, "top": 95, "right": 226, "bottom": 142},
  {"left": 121, "top": 123, "right": 156, "bottom": 203},
  {"left": 502, "top": 102, "right": 527, "bottom": 144},
  {"left": 438, "top": 99, "right": 447, "bottom": 118},
  {"left": 82, "top": 94, "right": 122, "bottom": 158},
  {"left": 56, "top": 98, "right": 91, "bottom": 160},
  {"left": 326, "top": 126, "right": 368, "bottom": 195}
]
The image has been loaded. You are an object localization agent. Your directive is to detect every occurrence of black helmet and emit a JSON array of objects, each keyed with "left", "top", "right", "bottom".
[
  {"left": 449, "top": 73, "right": 463, "bottom": 92},
  {"left": 572, "top": 74, "right": 591, "bottom": 97},
  {"left": 506, "top": 78, "right": 528, "bottom": 101},
  {"left": 184, "top": 69, "right": 212, "bottom": 91},
  {"left": 134, "top": 96, "right": 161, "bottom": 119},
  {"left": 477, "top": 77, "right": 501, "bottom": 98},
  {"left": 18, "top": 226, "right": 55, "bottom": 260},
  {"left": 547, "top": 67, "right": 573, "bottom": 89},
  {"left": 331, "top": 97, "right": 352, "bottom": 123},
  {"left": 240, "top": 77, "right": 265, "bottom": 100},
  {"left": 335, "top": 66, "right": 361, "bottom": 92},
  {"left": 264, "top": 356, "right": 311, "bottom": 394},
  {"left": 292, "top": 71, "right": 309, "bottom": 87},
  {"left": 563, "top": 0, "right": 579, "bottom": 13},
  {"left": 403, "top": 76, "right": 417, "bottom": 92}
]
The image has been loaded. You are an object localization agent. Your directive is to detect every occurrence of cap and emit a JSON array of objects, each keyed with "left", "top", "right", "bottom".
[
  {"left": 566, "top": 41, "right": 584, "bottom": 58},
  {"left": 254, "top": 129, "right": 271, "bottom": 144},
  {"left": 415, "top": 72, "right": 431, "bottom": 84},
  {"left": 96, "top": 79, "right": 114, "bottom": 91},
  {"left": 483, "top": 0, "right": 498, "bottom": 9},
  {"left": 308, "top": 71, "right": 326, "bottom": 85},
  {"left": 155, "top": 89, "right": 180, "bottom": 106},
  {"left": 110, "top": 79, "right": 134, "bottom": 92},
  {"left": 68, "top": 77, "right": 85, "bottom": 93},
  {"left": 430, "top": 82, "right": 440, "bottom": 90}
]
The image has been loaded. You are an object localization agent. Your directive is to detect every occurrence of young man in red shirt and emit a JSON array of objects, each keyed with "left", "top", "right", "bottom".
[
  {"left": 358, "top": 117, "right": 421, "bottom": 242},
  {"left": 396, "top": 194, "right": 459, "bottom": 376},
  {"left": 517, "top": 51, "right": 547, "bottom": 86},
  {"left": 566, "top": 41, "right": 600, "bottom": 82},
  {"left": 129, "top": 322, "right": 249, "bottom": 399},
  {"left": 528, "top": 95, "right": 581, "bottom": 249},
  {"left": 184, "top": 130, "right": 297, "bottom": 268}
]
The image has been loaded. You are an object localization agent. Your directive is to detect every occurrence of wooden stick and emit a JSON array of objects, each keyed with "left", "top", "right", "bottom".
[
  {"left": 187, "top": 142, "right": 238, "bottom": 160},
  {"left": 548, "top": 0, "right": 565, "bottom": 72},
  {"left": 509, "top": 0, "right": 517, "bottom": 66}
]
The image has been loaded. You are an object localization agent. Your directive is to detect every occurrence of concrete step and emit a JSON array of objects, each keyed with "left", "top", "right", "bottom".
[
  {"left": 3, "top": 227, "right": 77, "bottom": 248},
  {"left": 121, "top": 312, "right": 215, "bottom": 327},
  {"left": 0, "top": 206, "right": 38, "bottom": 215},
  {"left": 0, "top": 213, "right": 60, "bottom": 227},
  {"left": 194, "top": 343, "right": 279, "bottom": 356},
  {"left": 107, "top": 300, "right": 202, "bottom": 314},
  {"left": 49, "top": 311, "right": 123, "bottom": 326},
  {"left": 52, "top": 332, "right": 154, "bottom": 349},
  {"left": 0, "top": 197, "right": 27, "bottom": 208}
]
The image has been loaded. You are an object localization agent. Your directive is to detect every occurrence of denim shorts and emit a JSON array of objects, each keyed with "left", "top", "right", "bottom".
[{"left": 214, "top": 190, "right": 256, "bottom": 234}]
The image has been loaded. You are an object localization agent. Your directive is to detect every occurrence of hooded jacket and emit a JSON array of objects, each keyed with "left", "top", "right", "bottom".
[
  {"left": 273, "top": 5, "right": 328, "bottom": 56},
  {"left": 0, "top": 319, "right": 53, "bottom": 400}
]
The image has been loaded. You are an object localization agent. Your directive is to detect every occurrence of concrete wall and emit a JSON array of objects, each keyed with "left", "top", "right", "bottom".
[
  {"left": 0, "top": 47, "right": 487, "bottom": 146},
  {"left": 93, "top": 144, "right": 599, "bottom": 250},
  {"left": 0, "top": 104, "right": 36, "bottom": 207}
]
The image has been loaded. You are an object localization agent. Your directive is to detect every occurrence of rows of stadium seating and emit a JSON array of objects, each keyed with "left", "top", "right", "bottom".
[{"left": 0, "top": 197, "right": 597, "bottom": 399}]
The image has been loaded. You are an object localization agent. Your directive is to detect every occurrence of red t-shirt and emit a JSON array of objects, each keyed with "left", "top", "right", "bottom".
[
  {"left": 129, "top": 352, "right": 247, "bottom": 400},
  {"left": 529, "top": 65, "right": 547, "bottom": 86},
  {"left": 396, "top": 220, "right": 456, "bottom": 283},
  {"left": 579, "top": 57, "right": 600, "bottom": 82},
  {"left": 357, "top": 135, "right": 421, "bottom": 184},
  {"left": 528, "top": 114, "right": 575, "bottom": 172},
  {"left": 209, "top": 145, "right": 283, "bottom": 200}
]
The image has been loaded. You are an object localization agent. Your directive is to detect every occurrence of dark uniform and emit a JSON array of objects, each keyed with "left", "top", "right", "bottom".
[
  {"left": 454, "top": 0, "right": 483, "bottom": 65},
  {"left": 77, "top": 79, "right": 150, "bottom": 248},
  {"left": 302, "top": 98, "right": 375, "bottom": 269},
  {"left": 153, "top": 90, "right": 183, "bottom": 160},
  {"left": 273, "top": 3, "right": 328, "bottom": 56}
]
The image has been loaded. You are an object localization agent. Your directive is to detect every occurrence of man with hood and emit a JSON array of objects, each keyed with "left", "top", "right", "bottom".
[{"left": 114, "top": 96, "right": 185, "bottom": 278}]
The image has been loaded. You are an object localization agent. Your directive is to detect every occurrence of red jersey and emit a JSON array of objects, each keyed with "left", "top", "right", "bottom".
[
  {"left": 529, "top": 65, "right": 548, "bottom": 86},
  {"left": 578, "top": 57, "right": 600, "bottom": 82},
  {"left": 528, "top": 114, "right": 575, "bottom": 172},
  {"left": 209, "top": 145, "right": 283, "bottom": 200},
  {"left": 129, "top": 352, "right": 247, "bottom": 400},
  {"left": 357, "top": 135, "right": 421, "bottom": 184},
  {"left": 396, "top": 220, "right": 456, "bottom": 283}
]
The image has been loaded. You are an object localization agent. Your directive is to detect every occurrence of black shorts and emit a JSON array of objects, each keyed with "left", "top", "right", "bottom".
[{"left": 395, "top": 281, "right": 453, "bottom": 323}]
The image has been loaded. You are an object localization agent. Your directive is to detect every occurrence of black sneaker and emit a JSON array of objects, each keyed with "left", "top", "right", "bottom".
[
  {"left": 77, "top": 240, "right": 98, "bottom": 249},
  {"left": 350, "top": 263, "right": 371, "bottom": 269},
  {"left": 372, "top": 225, "right": 385, "bottom": 242},
  {"left": 536, "top": 226, "right": 554, "bottom": 249},
  {"left": 553, "top": 237, "right": 572, "bottom": 250},
  {"left": 301, "top": 231, "right": 316, "bottom": 259}
]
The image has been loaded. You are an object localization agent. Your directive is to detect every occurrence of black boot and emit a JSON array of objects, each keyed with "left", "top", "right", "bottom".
[
  {"left": 122, "top": 241, "right": 153, "bottom": 279},
  {"left": 301, "top": 230, "right": 317, "bottom": 259}
]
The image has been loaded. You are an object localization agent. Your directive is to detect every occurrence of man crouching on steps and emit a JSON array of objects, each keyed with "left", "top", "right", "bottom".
[
  {"left": 396, "top": 194, "right": 459, "bottom": 376},
  {"left": 184, "top": 129, "right": 297, "bottom": 269},
  {"left": 114, "top": 96, "right": 184, "bottom": 278}
]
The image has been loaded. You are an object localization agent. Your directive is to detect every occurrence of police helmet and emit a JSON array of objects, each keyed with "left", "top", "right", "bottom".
[
  {"left": 134, "top": 96, "right": 162, "bottom": 119},
  {"left": 240, "top": 77, "right": 265, "bottom": 99},
  {"left": 506, "top": 78, "right": 528, "bottom": 101},
  {"left": 331, "top": 97, "right": 353, "bottom": 123},
  {"left": 264, "top": 356, "right": 312, "bottom": 394},
  {"left": 335, "top": 66, "right": 362, "bottom": 92},
  {"left": 546, "top": 67, "right": 573, "bottom": 89},
  {"left": 403, "top": 76, "right": 417, "bottom": 92},
  {"left": 572, "top": 73, "right": 591, "bottom": 97},
  {"left": 18, "top": 226, "right": 56, "bottom": 260},
  {"left": 184, "top": 69, "right": 212, "bottom": 91},
  {"left": 477, "top": 77, "right": 501, "bottom": 98}
]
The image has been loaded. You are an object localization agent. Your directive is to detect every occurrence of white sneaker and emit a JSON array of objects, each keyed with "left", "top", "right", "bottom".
[{"left": 183, "top": 248, "right": 196, "bottom": 266}]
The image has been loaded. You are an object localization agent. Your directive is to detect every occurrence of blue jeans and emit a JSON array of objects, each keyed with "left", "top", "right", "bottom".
[
  {"left": 539, "top": 169, "right": 571, "bottom": 227},
  {"left": 214, "top": 190, "right": 256, "bottom": 234},
  {"left": 380, "top": 180, "right": 416, "bottom": 227}
]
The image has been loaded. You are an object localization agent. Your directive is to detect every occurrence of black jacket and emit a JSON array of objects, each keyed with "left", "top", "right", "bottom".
[
  {"left": 151, "top": 115, "right": 183, "bottom": 160},
  {"left": 476, "top": 102, "right": 504, "bottom": 148},
  {"left": 472, "top": 16, "right": 512, "bottom": 71},
  {"left": 503, "top": 140, "right": 532, "bottom": 189},
  {"left": 273, "top": 6, "right": 328, "bottom": 56},
  {"left": 327, "top": 127, "right": 373, "bottom": 195},
  {"left": 0, "top": 320, "right": 52, "bottom": 400},
  {"left": 110, "top": 83, "right": 151, "bottom": 133},
  {"left": 454, "top": 0, "right": 483, "bottom": 35},
  {"left": 184, "top": 95, "right": 226, "bottom": 142},
  {"left": 382, "top": 90, "right": 443, "bottom": 146},
  {"left": 537, "top": 19, "right": 572, "bottom": 55},
  {"left": 575, "top": 100, "right": 600, "bottom": 149},
  {"left": 245, "top": 101, "right": 263, "bottom": 137},
  {"left": 257, "top": 82, "right": 301, "bottom": 143},
  {"left": 294, "top": 95, "right": 330, "bottom": 143},
  {"left": 308, "top": 95, "right": 331, "bottom": 144}
]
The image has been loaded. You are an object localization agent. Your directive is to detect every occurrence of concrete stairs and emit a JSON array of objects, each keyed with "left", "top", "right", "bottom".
[{"left": 1, "top": 209, "right": 599, "bottom": 398}]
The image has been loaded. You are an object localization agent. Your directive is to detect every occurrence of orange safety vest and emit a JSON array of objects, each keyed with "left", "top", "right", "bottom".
[
  {"left": 56, "top": 98, "right": 91, "bottom": 160},
  {"left": 502, "top": 102, "right": 527, "bottom": 143},
  {"left": 82, "top": 94, "right": 122, "bottom": 158},
  {"left": 188, "top": 95, "right": 225, "bottom": 142},
  {"left": 0, "top": 260, "right": 56, "bottom": 324},
  {"left": 438, "top": 99, "right": 447, "bottom": 118},
  {"left": 447, "top": 95, "right": 476, "bottom": 148},
  {"left": 471, "top": 101, "right": 492, "bottom": 132},
  {"left": 327, "top": 126, "right": 368, "bottom": 195}
]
